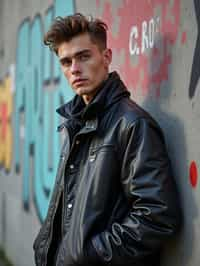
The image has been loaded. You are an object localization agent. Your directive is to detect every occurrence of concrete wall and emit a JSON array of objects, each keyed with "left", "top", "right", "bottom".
[{"left": 0, "top": 0, "right": 199, "bottom": 265}]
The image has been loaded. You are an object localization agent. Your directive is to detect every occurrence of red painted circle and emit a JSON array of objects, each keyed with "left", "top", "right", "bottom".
[{"left": 189, "top": 161, "right": 198, "bottom": 188}]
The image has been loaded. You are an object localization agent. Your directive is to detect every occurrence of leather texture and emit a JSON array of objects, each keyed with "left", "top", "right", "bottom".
[{"left": 33, "top": 72, "right": 181, "bottom": 266}]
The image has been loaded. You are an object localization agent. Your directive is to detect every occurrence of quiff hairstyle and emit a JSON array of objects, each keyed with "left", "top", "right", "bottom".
[{"left": 44, "top": 13, "right": 108, "bottom": 55}]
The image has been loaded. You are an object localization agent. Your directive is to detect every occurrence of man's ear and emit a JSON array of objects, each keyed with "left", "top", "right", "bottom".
[{"left": 103, "top": 48, "right": 112, "bottom": 67}]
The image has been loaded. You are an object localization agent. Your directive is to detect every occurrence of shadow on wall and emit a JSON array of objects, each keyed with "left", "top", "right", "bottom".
[{"left": 141, "top": 34, "right": 198, "bottom": 266}]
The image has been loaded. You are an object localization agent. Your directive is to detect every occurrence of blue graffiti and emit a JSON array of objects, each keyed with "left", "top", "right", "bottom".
[{"left": 15, "top": 0, "right": 75, "bottom": 222}]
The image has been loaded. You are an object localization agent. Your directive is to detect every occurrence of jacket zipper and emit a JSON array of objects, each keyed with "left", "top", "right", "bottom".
[{"left": 61, "top": 138, "right": 76, "bottom": 237}]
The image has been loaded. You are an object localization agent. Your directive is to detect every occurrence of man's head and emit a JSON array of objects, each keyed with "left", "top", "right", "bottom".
[{"left": 44, "top": 13, "right": 112, "bottom": 104}]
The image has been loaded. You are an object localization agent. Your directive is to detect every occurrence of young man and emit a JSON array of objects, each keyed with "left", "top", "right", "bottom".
[{"left": 33, "top": 13, "right": 181, "bottom": 266}]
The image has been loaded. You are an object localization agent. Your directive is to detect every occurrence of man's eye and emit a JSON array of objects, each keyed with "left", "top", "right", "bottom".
[
  {"left": 65, "top": 61, "right": 72, "bottom": 66},
  {"left": 79, "top": 54, "right": 90, "bottom": 61},
  {"left": 61, "top": 60, "right": 71, "bottom": 66}
]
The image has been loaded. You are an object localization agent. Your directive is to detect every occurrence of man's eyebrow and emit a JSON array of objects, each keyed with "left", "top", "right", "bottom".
[
  {"left": 75, "top": 49, "right": 91, "bottom": 56},
  {"left": 59, "top": 49, "right": 91, "bottom": 63}
]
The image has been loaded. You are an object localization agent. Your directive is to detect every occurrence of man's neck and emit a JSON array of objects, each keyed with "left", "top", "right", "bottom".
[{"left": 82, "top": 73, "right": 109, "bottom": 105}]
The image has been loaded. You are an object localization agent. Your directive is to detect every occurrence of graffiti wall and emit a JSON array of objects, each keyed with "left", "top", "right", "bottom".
[
  {"left": 15, "top": 0, "right": 74, "bottom": 222},
  {"left": 0, "top": 0, "right": 199, "bottom": 266},
  {"left": 0, "top": 67, "right": 13, "bottom": 172}
]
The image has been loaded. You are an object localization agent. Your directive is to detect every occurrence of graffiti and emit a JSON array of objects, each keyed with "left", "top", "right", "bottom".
[
  {"left": 15, "top": 0, "right": 75, "bottom": 222},
  {"left": 97, "top": 0, "right": 180, "bottom": 97},
  {"left": 181, "top": 31, "right": 187, "bottom": 45},
  {"left": 0, "top": 67, "right": 14, "bottom": 172},
  {"left": 189, "top": 0, "right": 200, "bottom": 99},
  {"left": 129, "top": 17, "right": 161, "bottom": 56}
]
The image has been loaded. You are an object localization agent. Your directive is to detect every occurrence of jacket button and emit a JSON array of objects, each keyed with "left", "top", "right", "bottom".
[
  {"left": 89, "top": 154, "right": 96, "bottom": 162},
  {"left": 67, "top": 203, "right": 73, "bottom": 209},
  {"left": 69, "top": 164, "right": 74, "bottom": 169},
  {"left": 75, "top": 140, "right": 80, "bottom": 145}
]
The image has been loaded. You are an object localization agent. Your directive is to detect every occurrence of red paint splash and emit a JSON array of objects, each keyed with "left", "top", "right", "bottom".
[
  {"left": 189, "top": 161, "right": 198, "bottom": 188},
  {"left": 181, "top": 31, "right": 187, "bottom": 45},
  {"left": 0, "top": 103, "right": 7, "bottom": 140},
  {"left": 99, "top": 0, "right": 180, "bottom": 97}
]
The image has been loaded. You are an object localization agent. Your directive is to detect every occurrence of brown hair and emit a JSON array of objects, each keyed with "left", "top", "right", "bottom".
[{"left": 44, "top": 13, "right": 108, "bottom": 55}]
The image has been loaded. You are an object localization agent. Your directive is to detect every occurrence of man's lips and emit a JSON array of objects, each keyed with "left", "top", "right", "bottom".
[{"left": 73, "top": 78, "right": 88, "bottom": 85}]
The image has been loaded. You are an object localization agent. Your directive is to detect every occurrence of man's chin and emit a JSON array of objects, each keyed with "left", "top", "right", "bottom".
[{"left": 74, "top": 87, "right": 90, "bottom": 96}]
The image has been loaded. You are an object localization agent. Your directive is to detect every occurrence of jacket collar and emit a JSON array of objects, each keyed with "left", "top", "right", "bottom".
[{"left": 56, "top": 71, "right": 130, "bottom": 122}]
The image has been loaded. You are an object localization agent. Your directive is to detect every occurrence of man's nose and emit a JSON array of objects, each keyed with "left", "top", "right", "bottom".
[{"left": 71, "top": 60, "right": 81, "bottom": 74}]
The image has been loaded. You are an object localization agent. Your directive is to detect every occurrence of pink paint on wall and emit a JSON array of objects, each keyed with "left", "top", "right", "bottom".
[
  {"left": 0, "top": 103, "right": 7, "bottom": 140},
  {"left": 99, "top": 0, "right": 181, "bottom": 97},
  {"left": 181, "top": 31, "right": 187, "bottom": 45}
]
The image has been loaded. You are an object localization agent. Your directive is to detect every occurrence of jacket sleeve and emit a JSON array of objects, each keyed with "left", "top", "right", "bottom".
[{"left": 86, "top": 118, "right": 182, "bottom": 265}]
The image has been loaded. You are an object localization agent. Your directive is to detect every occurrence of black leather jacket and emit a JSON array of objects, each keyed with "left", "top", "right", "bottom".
[{"left": 33, "top": 72, "right": 181, "bottom": 266}]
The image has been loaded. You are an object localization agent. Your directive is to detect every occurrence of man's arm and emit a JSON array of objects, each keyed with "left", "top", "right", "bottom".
[{"left": 86, "top": 118, "right": 182, "bottom": 265}]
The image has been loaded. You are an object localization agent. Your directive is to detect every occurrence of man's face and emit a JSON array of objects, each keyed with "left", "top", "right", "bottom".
[{"left": 57, "top": 33, "right": 112, "bottom": 104}]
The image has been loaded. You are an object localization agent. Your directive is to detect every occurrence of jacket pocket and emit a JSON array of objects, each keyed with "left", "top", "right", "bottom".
[{"left": 89, "top": 144, "right": 116, "bottom": 162}]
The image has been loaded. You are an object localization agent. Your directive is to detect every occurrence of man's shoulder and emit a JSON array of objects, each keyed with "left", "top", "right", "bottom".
[
  {"left": 115, "top": 98, "right": 165, "bottom": 145},
  {"left": 116, "top": 97, "right": 157, "bottom": 127}
]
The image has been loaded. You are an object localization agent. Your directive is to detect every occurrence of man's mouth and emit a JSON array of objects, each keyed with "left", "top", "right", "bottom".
[{"left": 73, "top": 78, "right": 88, "bottom": 86}]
